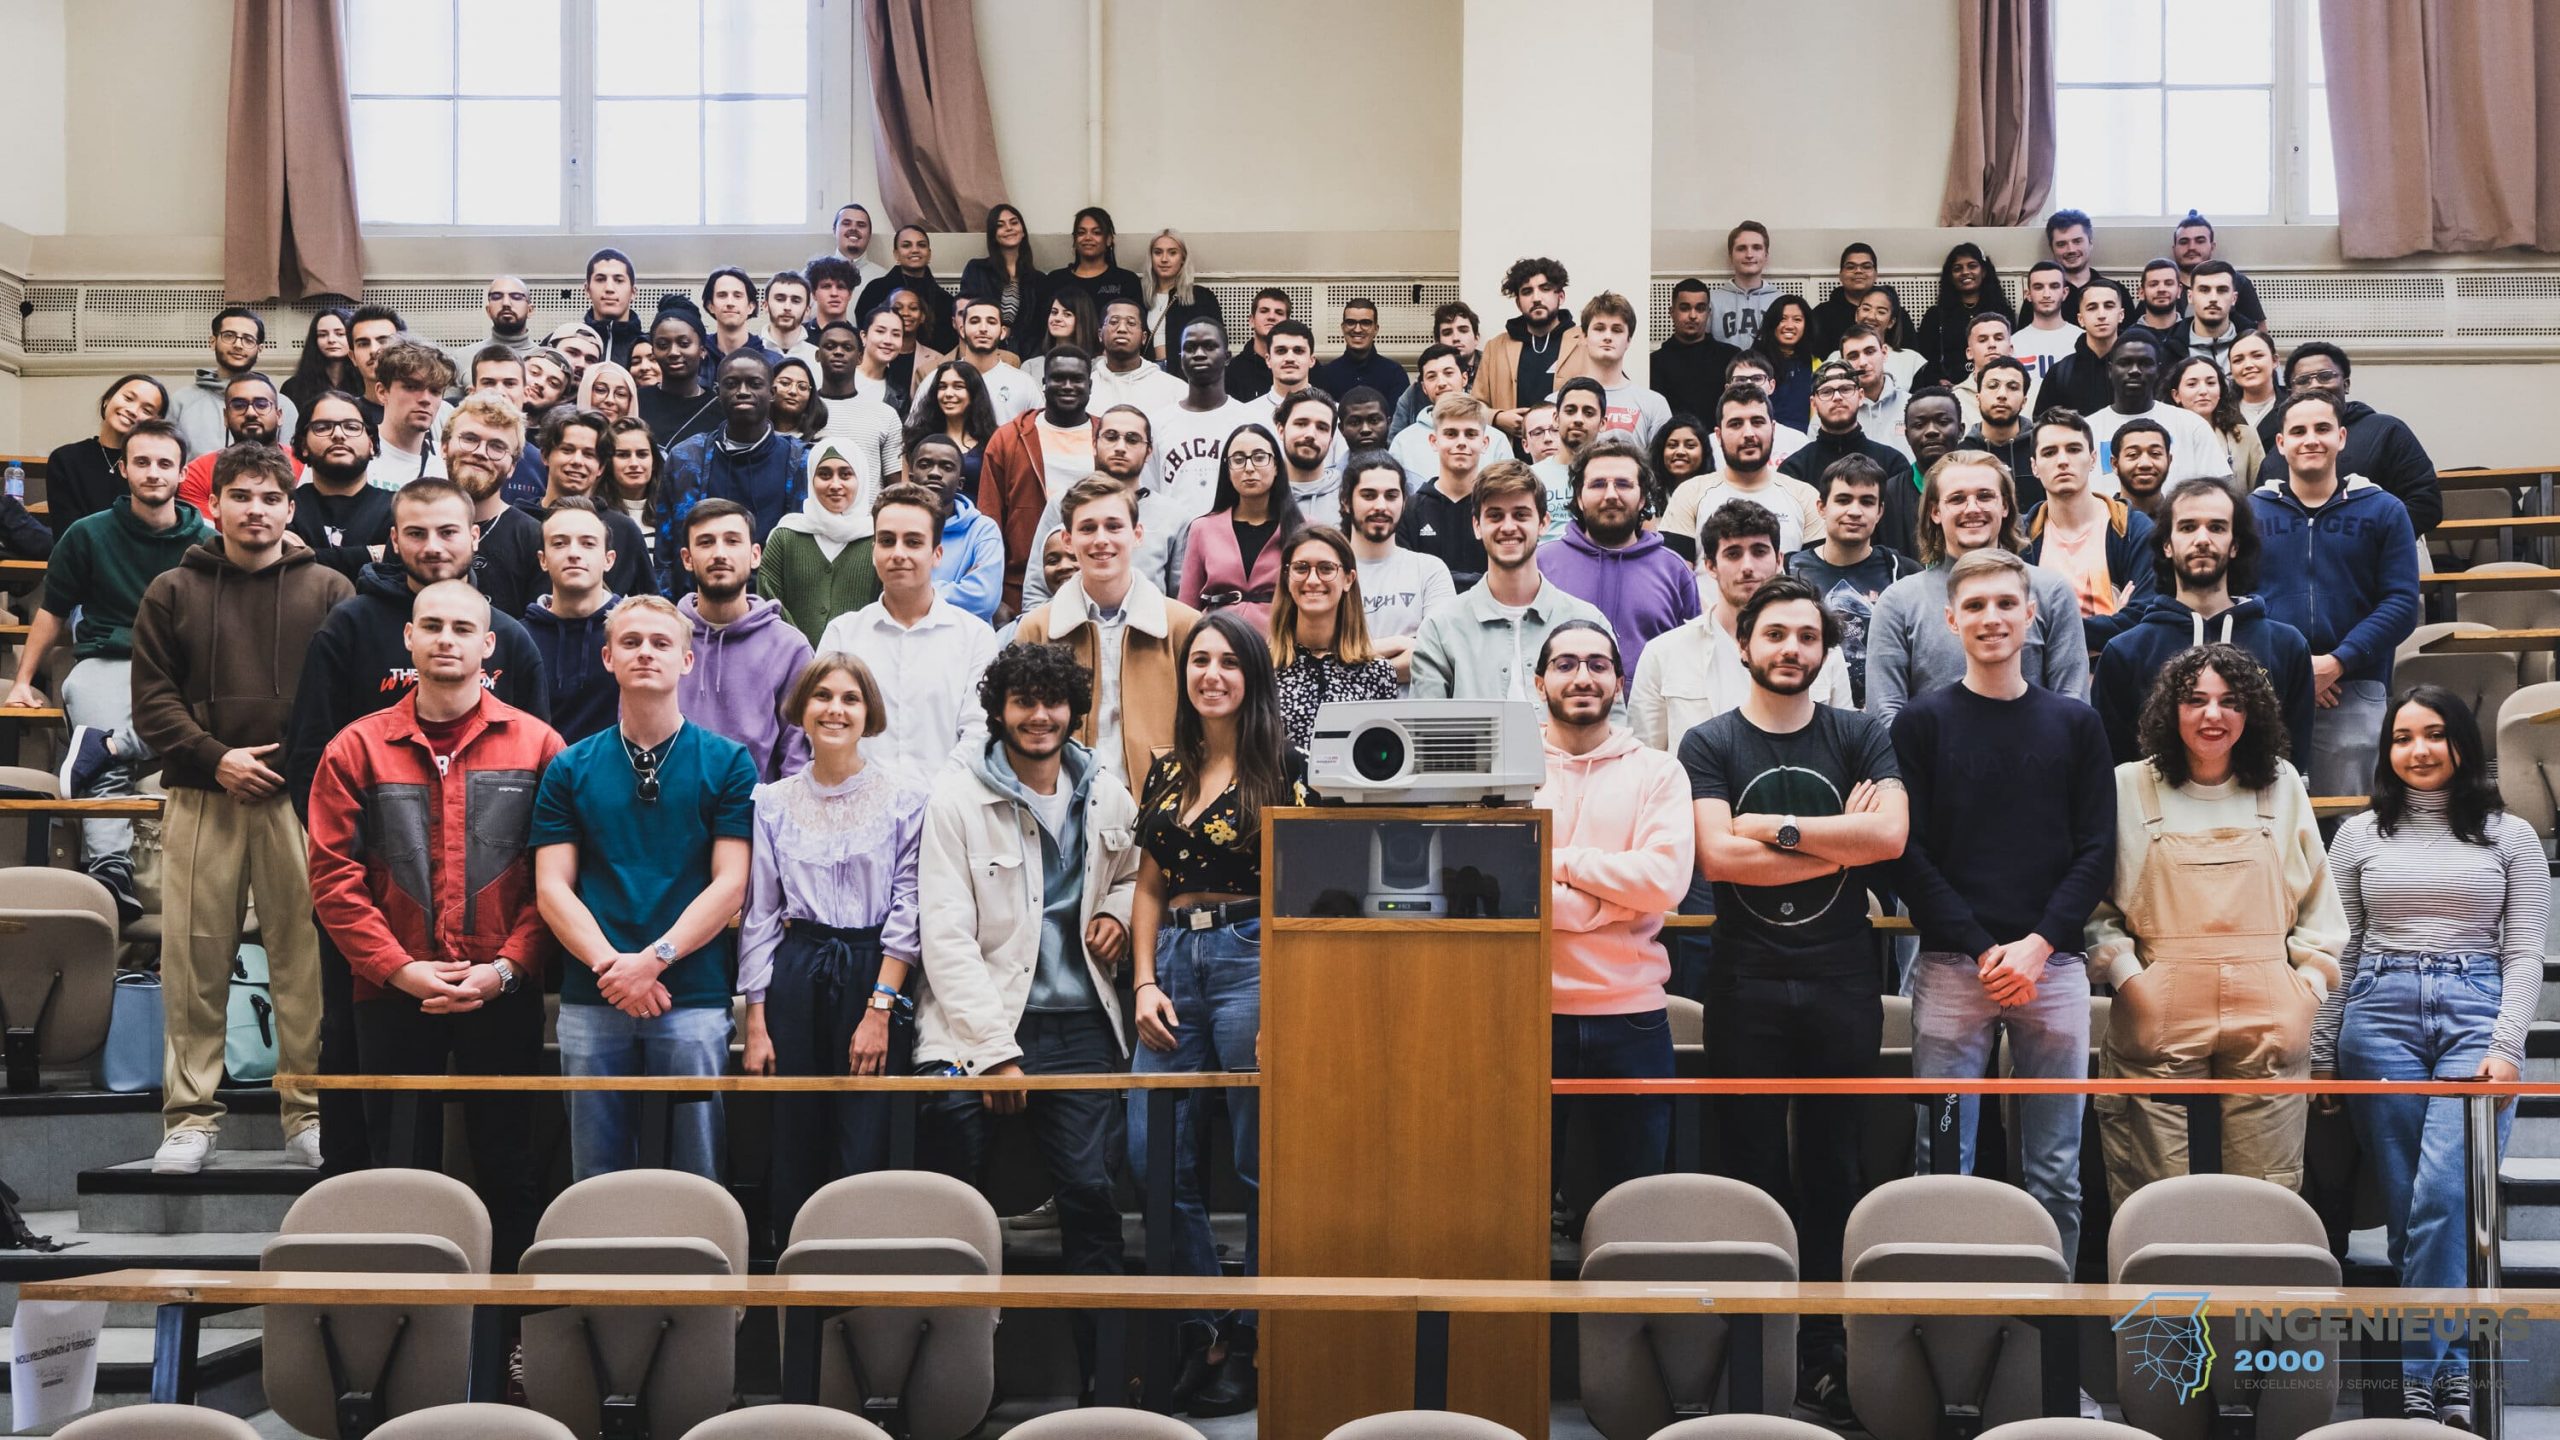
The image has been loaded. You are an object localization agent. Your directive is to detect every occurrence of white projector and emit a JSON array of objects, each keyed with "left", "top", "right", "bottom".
[{"left": 1307, "top": 699, "right": 1545, "bottom": 805}]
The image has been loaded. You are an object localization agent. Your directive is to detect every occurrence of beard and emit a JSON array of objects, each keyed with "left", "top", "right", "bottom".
[
  {"left": 2177, "top": 552, "right": 2231, "bottom": 590},
  {"left": 307, "top": 454, "right": 369, "bottom": 488},
  {"left": 1745, "top": 656, "right": 1816, "bottom": 696},
  {"left": 1581, "top": 512, "right": 1641, "bottom": 548},
  {"left": 695, "top": 573, "right": 748, "bottom": 604}
]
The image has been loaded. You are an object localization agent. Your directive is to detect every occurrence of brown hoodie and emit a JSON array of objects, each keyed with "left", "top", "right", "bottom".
[{"left": 131, "top": 536, "right": 353, "bottom": 792}]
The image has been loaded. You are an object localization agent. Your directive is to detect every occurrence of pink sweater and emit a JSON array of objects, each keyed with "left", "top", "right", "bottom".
[{"left": 1535, "top": 729, "right": 1695, "bottom": 1015}]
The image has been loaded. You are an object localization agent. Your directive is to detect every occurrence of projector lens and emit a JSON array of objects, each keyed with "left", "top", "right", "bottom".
[{"left": 1351, "top": 725, "right": 1406, "bottom": 783}]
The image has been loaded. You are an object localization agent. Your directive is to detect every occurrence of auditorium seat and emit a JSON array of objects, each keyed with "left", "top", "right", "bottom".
[
  {"left": 2495, "top": 682, "right": 2560, "bottom": 836},
  {"left": 372, "top": 1404, "right": 578, "bottom": 1438},
  {"left": 2108, "top": 1174, "right": 2340, "bottom": 1439},
  {"left": 1976, "top": 1421, "right": 2166, "bottom": 1439},
  {"left": 2299, "top": 1422, "right": 2472, "bottom": 1437},
  {"left": 259, "top": 1169, "right": 492, "bottom": 1437},
  {"left": 0, "top": 866, "right": 124, "bottom": 1092},
  {"left": 1841, "top": 1175, "right": 2071, "bottom": 1440},
  {"left": 1323, "top": 1412, "right": 1530, "bottom": 1439},
  {"left": 684, "top": 1404, "right": 893, "bottom": 1438},
  {"left": 2453, "top": 560, "right": 2560, "bottom": 684},
  {"left": 52, "top": 1405, "right": 261, "bottom": 1438},
  {"left": 518, "top": 1169, "right": 750, "bottom": 1439},
  {"left": 1003, "top": 1406, "right": 1206, "bottom": 1437},
  {"left": 774, "top": 1170, "right": 1000, "bottom": 1439},
  {"left": 0, "top": 765, "right": 59, "bottom": 867},
  {"left": 1577, "top": 1174, "right": 1798, "bottom": 1432},
  {"left": 1647, "top": 1419, "right": 1841, "bottom": 1438}
]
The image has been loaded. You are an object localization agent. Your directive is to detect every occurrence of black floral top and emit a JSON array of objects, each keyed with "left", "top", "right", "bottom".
[
  {"left": 1275, "top": 650, "right": 1399, "bottom": 751},
  {"left": 1138, "top": 749, "right": 1313, "bottom": 896}
]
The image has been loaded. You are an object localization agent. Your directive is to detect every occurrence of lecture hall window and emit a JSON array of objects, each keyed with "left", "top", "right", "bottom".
[
  {"left": 344, "top": 0, "right": 816, "bottom": 231},
  {"left": 2054, "top": 0, "right": 2337, "bottom": 224}
]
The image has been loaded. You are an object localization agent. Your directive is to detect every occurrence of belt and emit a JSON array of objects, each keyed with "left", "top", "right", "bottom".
[{"left": 1167, "top": 899, "right": 1259, "bottom": 932}]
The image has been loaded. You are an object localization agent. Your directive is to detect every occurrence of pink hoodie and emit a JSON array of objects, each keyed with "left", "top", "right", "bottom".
[{"left": 1536, "top": 727, "right": 1696, "bottom": 1015}]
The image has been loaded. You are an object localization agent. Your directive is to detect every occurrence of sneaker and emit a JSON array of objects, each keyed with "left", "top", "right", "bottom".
[
  {"left": 1003, "top": 1196, "right": 1061, "bottom": 1231},
  {"left": 1796, "top": 1366, "right": 1856, "bottom": 1428},
  {"left": 87, "top": 858, "right": 142, "bottom": 928},
  {"left": 2405, "top": 1384, "right": 2440, "bottom": 1422},
  {"left": 2078, "top": 1388, "right": 2103, "bottom": 1420},
  {"left": 283, "top": 1127, "right": 323, "bottom": 1169},
  {"left": 2437, "top": 1371, "right": 2474, "bottom": 1430},
  {"left": 58, "top": 725, "right": 116, "bottom": 797},
  {"left": 152, "top": 1128, "right": 215, "bottom": 1176}
]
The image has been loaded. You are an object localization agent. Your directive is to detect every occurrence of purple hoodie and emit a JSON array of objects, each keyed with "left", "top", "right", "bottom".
[
  {"left": 1536, "top": 524, "right": 1701, "bottom": 678},
  {"left": 676, "top": 592, "right": 813, "bottom": 781}
]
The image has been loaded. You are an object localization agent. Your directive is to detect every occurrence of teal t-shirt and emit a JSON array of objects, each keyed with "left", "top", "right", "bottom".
[{"left": 530, "top": 721, "right": 758, "bottom": 1009}]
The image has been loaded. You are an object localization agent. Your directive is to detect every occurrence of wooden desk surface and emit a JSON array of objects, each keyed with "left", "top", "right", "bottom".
[
  {"left": 0, "top": 796, "right": 162, "bottom": 815},
  {"left": 0, "top": 560, "right": 45, "bottom": 573},
  {"left": 2423, "top": 568, "right": 2560, "bottom": 591},
  {"left": 2435, "top": 515, "right": 2560, "bottom": 536},
  {"left": 29, "top": 1268, "right": 2560, "bottom": 1320},
  {"left": 2421, "top": 629, "right": 2560, "bottom": 653},
  {"left": 2312, "top": 795, "right": 2369, "bottom": 817},
  {"left": 0, "top": 706, "right": 64, "bottom": 720},
  {"left": 2439, "top": 467, "right": 2560, "bottom": 489},
  {"left": 274, "top": 1071, "right": 1260, "bottom": 1093}
]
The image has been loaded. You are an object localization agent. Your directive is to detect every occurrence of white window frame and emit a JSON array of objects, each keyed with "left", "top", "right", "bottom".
[
  {"left": 2054, "top": 0, "right": 2335, "bottom": 225},
  {"left": 346, "top": 0, "right": 854, "bottom": 237}
]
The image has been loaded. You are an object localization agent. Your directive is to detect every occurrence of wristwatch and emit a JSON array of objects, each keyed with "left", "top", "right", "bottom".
[
  {"left": 866, "top": 991, "right": 898, "bottom": 1013},
  {"left": 651, "top": 939, "right": 678, "bottom": 966},
  {"left": 491, "top": 959, "right": 522, "bottom": 995},
  {"left": 1774, "top": 815, "right": 1802, "bottom": 851}
]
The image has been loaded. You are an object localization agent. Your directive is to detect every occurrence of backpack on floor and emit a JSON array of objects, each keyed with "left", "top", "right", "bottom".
[{"left": 224, "top": 943, "right": 277, "bottom": 1085}]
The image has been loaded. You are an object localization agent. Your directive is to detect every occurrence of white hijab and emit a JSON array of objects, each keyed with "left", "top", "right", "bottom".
[{"left": 774, "top": 438, "right": 872, "bottom": 559}]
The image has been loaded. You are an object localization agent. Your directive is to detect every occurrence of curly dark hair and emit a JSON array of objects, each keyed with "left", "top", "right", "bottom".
[
  {"left": 1501, "top": 256, "right": 1568, "bottom": 297},
  {"left": 978, "top": 642, "right": 1095, "bottom": 734},
  {"left": 2135, "top": 643, "right": 2289, "bottom": 791}
]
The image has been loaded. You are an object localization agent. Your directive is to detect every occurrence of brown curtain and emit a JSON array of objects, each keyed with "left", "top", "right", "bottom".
[
  {"left": 1940, "top": 0, "right": 2055, "bottom": 227},
  {"left": 863, "top": 0, "right": 1010, "bottom": 232},
  {"left": 2322, "top": 0, "right": 2560, "bottom": 257},
  {"left": 225, "top": 0, "right": 364, "bottom": 302}
]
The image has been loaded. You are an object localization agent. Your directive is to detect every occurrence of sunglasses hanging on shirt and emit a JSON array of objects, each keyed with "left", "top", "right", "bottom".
[{"left": 622, "top": 732, "right": 669, "bottom": 803}]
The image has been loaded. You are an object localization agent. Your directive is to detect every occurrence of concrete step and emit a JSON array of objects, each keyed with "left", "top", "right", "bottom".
[
  {"left": 75, "top": 1150, "right": 318, "bottom": 1235},
  {"left": 0, "top": 1087, "right": 281, "bottom": 1211},
  {"left": 0, "top": 1211, "right": 269, "bottom": 1332}
]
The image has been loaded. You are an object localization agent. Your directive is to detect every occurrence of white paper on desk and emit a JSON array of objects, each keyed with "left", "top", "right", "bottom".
[{"left": 10, "top": 1299, "right": 108, "bottom": 1431}]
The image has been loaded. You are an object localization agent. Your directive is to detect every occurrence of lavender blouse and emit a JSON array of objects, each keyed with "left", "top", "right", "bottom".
[{"left": 738, "top": 765, "right": 926, "bottom": 1002}]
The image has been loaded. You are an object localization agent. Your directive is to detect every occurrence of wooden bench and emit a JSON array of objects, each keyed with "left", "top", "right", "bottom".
[
  {"left": 30, "top": 1266, "right": 2541, "bottom": 1417},
  {"left": 2423, "top": 566, "right": 2560, "bottom": 592},
  {"left": 2437, "top": 465, "right": 2560, "bottom": 492},
  {"left": 2422, "top": 628, "right": 2560, "bottom": 655}
]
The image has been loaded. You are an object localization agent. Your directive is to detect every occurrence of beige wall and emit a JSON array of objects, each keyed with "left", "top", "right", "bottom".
[
  {"left": 0, "top": 0, "right": 67, "bottom": 237},
  {"left": 63, "top": 0, "right": 228, "bottom": 240}
]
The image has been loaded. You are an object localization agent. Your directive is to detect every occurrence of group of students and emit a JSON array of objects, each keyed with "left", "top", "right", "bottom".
[{"left": 0, "top": 201, "right": 2524, "bottom": 1425}]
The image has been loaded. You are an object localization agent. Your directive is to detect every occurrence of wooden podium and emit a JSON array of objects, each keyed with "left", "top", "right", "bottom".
[{"left": 1258, "top": 806, "right": 1551, "bottom": 1439}]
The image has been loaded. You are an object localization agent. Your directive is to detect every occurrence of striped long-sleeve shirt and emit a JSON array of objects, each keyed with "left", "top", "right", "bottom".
[{"left": 2312, "top": 792, "right": 2549, "bottom": 1071}]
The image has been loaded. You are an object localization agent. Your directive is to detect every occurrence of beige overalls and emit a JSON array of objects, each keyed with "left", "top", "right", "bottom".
[{"left": 2094, "top": 767, "right": 2321, "bottom": 1206}]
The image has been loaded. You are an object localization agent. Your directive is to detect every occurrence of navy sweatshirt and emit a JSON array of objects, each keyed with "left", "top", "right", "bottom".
[{"left": 1891, "top": 681, "right": 2118, "bottom": 958}]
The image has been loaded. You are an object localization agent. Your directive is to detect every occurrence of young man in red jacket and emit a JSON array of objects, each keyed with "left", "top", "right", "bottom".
[{"left": 305, "top": 579, "right": 562, "bottom": 1266}]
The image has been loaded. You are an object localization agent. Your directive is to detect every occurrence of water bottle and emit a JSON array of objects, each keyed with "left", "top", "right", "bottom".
[{"left": 2, "top": 463, "right": 21, "bottom": 504}]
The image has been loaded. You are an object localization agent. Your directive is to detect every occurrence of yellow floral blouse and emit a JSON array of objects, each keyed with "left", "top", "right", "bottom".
[{"left": 1136, "top": 749, "right": 1312, "bottom": 896}]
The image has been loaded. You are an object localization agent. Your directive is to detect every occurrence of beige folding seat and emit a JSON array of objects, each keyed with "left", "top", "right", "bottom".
[
  {"left": 1324, "top": 1413, "right": 1530, "bottom": 1439},
  {"left": 1842, "top": 1175, "right": 2072, "bottom": 1439},
  {"left": 1004, "top": 1407, "right": 1207, "bottom": 1437},
  {"left": 2496, "top": 682, "right": 2560, "bottom": 836},
  {"left": 372, "top": 1404, "right": 579, "bottom": 1438},
  {"left": 0, "top": 864, "right": 116, "bottom": 1090},
  {"left": 260, "top": 1169, "right": 491, "bottom": 1437},
  {"left": 1645, "top": 1418, "right": 1843, "bottom": 1439},
  {"left": 775, "top": 1170, "right": 1000, "bottom": 1439},
  {"left": 2108, "top": 1175, "right": 2339, "bottom": 1439},
  {"left": 52, "top": 1406, "right": 261, "bottom": 1439},
  {"left": 684, "top": 1405, "right": 894, "bottom": 1438},
  {"left": 1576, "top": 1174, "right": 1797, "bottom": 1433},
  {"left": 518, "top": 1169, "right": 750, "bottom": 1439}
]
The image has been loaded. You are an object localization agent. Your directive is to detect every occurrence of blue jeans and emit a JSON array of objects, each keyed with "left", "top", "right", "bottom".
[
  {"left": 1552, "top": 1010, "right": 1673, "bottom": 1213},
  {"left": 2309, "top": 679, "right": 2388, "bottom": 800},
  {"left": 558, "top": 1001, "right": 732, "bottom": 1182},
  {"left": 1910, "top": 950, "right": 2092, "bottom": 1270},
  {"left": 1129, "top": 920, "right": 1261, "bottom": 1339},
  {"left": 2338, "top": 952, "right": 2515, "bottom": 1388}
]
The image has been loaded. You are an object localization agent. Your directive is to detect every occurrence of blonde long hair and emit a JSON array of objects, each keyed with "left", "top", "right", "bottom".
[
  {"left": 1268, "top": 525, "right": 1376, "bottom": 667},
  {"left": 1148, "top": 228, "right": 1199, "bottom": 307}
]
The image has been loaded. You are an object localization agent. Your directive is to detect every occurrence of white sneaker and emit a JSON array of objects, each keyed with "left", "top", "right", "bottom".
[
  {"left": 2079, "top": 1388, "right": 2104, "bottom": 1420},
  {"left": 283, "top": 1127, "right": 322, "bottom": 1169},
  {"left": 152, "top": 1129, "right": 215, "bottom": 1175}
]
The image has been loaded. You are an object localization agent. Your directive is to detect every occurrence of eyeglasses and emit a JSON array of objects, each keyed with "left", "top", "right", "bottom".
[
  {"left": 225, "top": 396, "right": 277, "bottom": 413},
  {"left": 1543, "top": 655, "right": 1617, "bottom": 677},
  {"left": 1287, "top": 560, "right": 1343, "bottom": 579},
  {"left": 215, "top": 330, "right": 262, "bottom": 345},
  {"left": 2291, "top": 368, "right": 2345, "bottom": 386},
  {"left": 447, "top": 434, "right": 514, "bottom": 456},
  {"left": 1814, "top": 383, "right": 1862, "bottom": 398},
  {"left": 1228, "top": 451, "right": 1277, "bottom": 469},
  {"left": 307, "top": 419, "right": 366, "bottom": 436}
]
